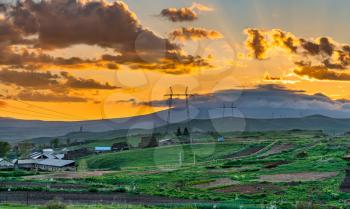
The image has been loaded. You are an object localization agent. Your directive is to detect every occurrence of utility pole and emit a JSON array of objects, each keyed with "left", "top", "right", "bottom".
[
  {"left": 193, "top": 152, "right": 196, "bottom": 165},
  {"left": 179, "top": 151, "right": 182, "bottom": 167}
]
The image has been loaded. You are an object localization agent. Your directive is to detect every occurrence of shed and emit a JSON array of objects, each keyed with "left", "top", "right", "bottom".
[
  {"left": 95, "top": 147, "right": 112, "bottom": 153},
  {"left": 64, "top": 148, "right": 93, "bottom": 160},
  {"left": 43, "top": 149, "right": 54, "bottom": 155},
  {"left": 112, "top": 142, "right": 129, "bottom": 151}
]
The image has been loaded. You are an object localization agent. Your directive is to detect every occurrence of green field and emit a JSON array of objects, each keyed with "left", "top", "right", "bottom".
[
  {"left": 84, "top": 143, "right": 247, "bottom": 170},
  {"left": 2, "top": 131, "right": 350, "bottom": 208}
]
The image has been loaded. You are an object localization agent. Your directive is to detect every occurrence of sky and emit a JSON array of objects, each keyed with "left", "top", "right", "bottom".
[{"left": 2, "top": 0, "right": 350, "bottom": 121}]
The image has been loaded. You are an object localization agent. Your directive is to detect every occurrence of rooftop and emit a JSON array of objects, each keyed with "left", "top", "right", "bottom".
[{"left": 37, "top": 159, "right": 75, "bottom": 167}]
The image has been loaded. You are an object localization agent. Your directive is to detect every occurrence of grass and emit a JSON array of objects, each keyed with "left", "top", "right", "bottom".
[
  {"left": 84, "top": 143, "right": 245, "bottom": 170},
  {"left": 0, "top": 204, "right": 161, "bottom": 209},
  {"left": 2, "top": 130, "right": 350, "bottom": 208}
]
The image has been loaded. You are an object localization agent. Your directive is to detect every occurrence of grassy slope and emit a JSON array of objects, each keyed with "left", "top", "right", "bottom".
[{"left": 84, "top": 143, "right": 246, "bottom": 170}]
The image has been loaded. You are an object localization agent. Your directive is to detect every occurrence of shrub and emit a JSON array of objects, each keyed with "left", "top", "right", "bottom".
[
  {"left": 88, "top": 187, "right": 98, "bottom": 192},
  {"left": 296, "top": 151, "right": 308, "bottom": 158},
  {"left": 113, "top": 186, "right": 127, "bottom": 193},
  {"left": 44, "top": 200, "right": 67, "bottom": 209}
]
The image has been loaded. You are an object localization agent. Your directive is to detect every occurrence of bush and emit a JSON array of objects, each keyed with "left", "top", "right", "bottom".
[
  {"left": 44, "top": 200, "right": 67, "bottom": 209},
  {"left": 88, "top": 187, "right": 98, "bottom": 192},
  {"left": 113, "top": 186, "right": 127, "bottom": 193}
]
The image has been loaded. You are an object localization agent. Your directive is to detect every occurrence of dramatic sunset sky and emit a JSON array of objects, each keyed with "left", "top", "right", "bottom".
[{"left": 2, "top": 0, "right": 350, "bottom": 121}]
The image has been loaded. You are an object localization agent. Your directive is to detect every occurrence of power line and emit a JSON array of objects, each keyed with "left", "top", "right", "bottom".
[
  {"left": 5, "top": 104, "right": 77, "bottom": 121},
  {"left": 0, "top": 108, "right": 67, "bottom": 121},
  {"left": 15, "top": 100, "right": 89, "bottom": 121}
]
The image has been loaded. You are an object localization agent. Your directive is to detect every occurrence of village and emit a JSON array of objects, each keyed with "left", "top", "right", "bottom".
[{"left": 0, "top": 128, "right": 198, "bottom": 172}]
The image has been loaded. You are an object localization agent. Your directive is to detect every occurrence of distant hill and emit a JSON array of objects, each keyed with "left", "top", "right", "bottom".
[{"left": 16, "top": 114, "right": 350, "bottom": 145}]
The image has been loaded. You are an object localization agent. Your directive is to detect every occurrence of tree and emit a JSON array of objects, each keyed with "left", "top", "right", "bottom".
[
  {"left": 51, "top": 138, "right": 60, "bottom": 148},
  {"left": 176, "top": 128, "right": 182, "bottom": 137},
  {"left": 18, "top": 143, "right": 33, "bottom": 157},
  {"left": 183, "top": 128, "right": 190, "bottom": 136},
  {"left": 66, "top": 138, "right": 71, "bottom": 146},
  {"left": 0, "top": 141, "right": 10, "bottom": 157}
]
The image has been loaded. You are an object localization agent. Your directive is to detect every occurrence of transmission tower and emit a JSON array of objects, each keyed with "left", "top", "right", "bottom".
[
  {"left": 220, "top": 103, "right": 237, "bottom": 118},
  {"left": 164, "top": 87, "right": 194, "bottom": 143}
]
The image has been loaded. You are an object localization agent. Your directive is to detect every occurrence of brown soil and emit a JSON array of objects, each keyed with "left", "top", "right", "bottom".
[
  {"left": 263, "top": 161, "right": 289, "bottom": 169},
  {"left": 193, "top": 178, "right": 239, "bottom": 189},
  {"left": 225, "top": 146, "right": 265, "bottom": 159},
  {"left": 207, "top": 166, "right": 256, "bottom": 174},
  {"left": 214, "top": 183, "right": 281, "bottom": 194},
  {"left": 259, "top": 172, "right": 338, "bottom": 182},
  {"left": 260, "top": 143, "right": 294, "bottom": 157}
]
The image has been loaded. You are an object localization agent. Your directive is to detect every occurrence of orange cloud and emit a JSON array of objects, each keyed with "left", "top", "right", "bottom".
[
  {"left": 160, "top": 2, "right": 213, "bottom": 22},
  {"left": 244, "top": 28, "right": 268, "bottom": 60},
  {"left": 169, "top": 27, "right": 223, "bottom": 42}
]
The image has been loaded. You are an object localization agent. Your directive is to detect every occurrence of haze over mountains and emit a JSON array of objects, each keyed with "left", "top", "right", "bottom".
[
  {"left": 1, "top": 113, "right": 350, "bottom": 143},
  {"left": 3, "top": 84, "right": 350, "bottom": 142}
]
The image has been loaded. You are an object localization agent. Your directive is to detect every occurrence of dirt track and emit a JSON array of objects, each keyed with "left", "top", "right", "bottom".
[
  {"left": 214, "top": 183, "right": 281, "bottom": 194},
  {"left": 0, "top": 191, "right": 211, "bottom": 205},
  {"left": 225, "top": 146, "right": 265, "bottom": 159},
  {"left": 259, "top": 172, "right": 338, "bottom": 182}
]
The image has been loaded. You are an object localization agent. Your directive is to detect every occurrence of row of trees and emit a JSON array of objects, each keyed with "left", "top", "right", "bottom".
[
  {"left": 0, "top": 141, "right": 10, "bottom": 157},
  {"left": 176, "top": 127, "right": 190, "bottom": 137}
]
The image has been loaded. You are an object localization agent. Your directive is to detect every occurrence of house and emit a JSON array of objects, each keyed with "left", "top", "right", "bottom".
[
  {"left": 112, "top": 142, "right": 129, "bottom": 151},
  {"left": 64, "top": 148, "right": 93, "bottom": 160},
  {"left": 16, "top": 159, "right": 76, "bottom": 171},
  {"left": 55, "top": 154, "right": 65, "bottom": 160},
  {"left": 139, "top": 135, "right": 158, "bottom": 148},
  {"left": 29, "top": 152, "right": 57, "bottom": 160},
  {"left": 43, "top": 149, "right": 54, "bottom": 155},
  {"left": 35, "top": 159, "right": 76, "bottom": 171},
  {"left": 16, "top": 159, "right": 41, "bottom": 170},
  {"left": 0, "top": 158, "right": 14, "bottom": 170},
  {"left": 95, "top": 147, "right": 112, "bottom": 153}
]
